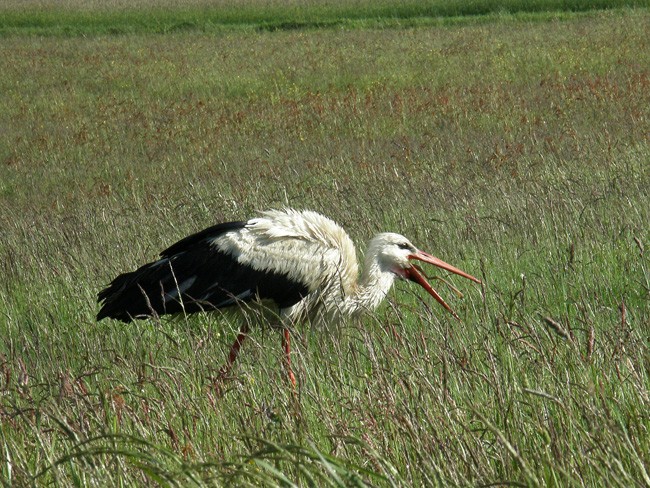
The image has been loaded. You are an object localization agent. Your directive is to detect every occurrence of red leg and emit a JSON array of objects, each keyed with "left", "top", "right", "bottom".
[
  {"left": 218, "top": 322, "right": 249, "bottom": 378},
  {"left": 282, "top": 328, "right": 297, "bottom": 387}
]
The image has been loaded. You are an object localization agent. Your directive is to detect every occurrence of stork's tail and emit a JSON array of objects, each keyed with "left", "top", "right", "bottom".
[{"left": 97, "top": 258, "right": 174, "bottom": 322}]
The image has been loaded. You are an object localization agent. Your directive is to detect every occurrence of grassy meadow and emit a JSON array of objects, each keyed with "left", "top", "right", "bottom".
[
  {"left": 2, "top": 0, "right": 650, "bottom": 35},
  {"left": 1, "top": 2, "right": 649, "bottom": 486}
]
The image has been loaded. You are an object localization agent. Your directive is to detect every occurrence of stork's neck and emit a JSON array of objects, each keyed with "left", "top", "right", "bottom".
[{"left": 344, "top": 253, "right": 397, "bottom": 316}]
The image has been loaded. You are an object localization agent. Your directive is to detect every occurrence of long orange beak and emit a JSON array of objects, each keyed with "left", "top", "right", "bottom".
[{"left": 403, "top": 250, "right": 481, "bottom": 320}]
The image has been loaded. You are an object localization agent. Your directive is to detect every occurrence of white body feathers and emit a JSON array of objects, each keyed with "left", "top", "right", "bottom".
[{"left": 213, "top": 209, "right": 399, "bottom": 324}]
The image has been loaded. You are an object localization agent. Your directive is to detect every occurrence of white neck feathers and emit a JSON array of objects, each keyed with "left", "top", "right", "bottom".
[{"left": 342, "top": 242, "right": 397, "bottom": 316}]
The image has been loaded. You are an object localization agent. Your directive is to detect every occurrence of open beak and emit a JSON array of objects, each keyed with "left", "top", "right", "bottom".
[{"left": 403, "top": 249, "right": 482, "bottom": 320}]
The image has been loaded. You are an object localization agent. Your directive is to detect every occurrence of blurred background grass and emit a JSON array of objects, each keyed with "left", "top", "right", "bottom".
[{"left": 2, "top": 0, "right": 650, "bottom": 34}]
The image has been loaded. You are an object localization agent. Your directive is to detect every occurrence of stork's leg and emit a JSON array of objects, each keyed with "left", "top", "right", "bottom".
[
  {"left": 282, "top": 328, "right": 297, "bottom": 386},
  {"left": 218, "top": 322, "right": 250, "bottom": 378}
]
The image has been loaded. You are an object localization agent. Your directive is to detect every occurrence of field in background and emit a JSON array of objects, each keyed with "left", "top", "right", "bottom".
[
  {"left": 1, "top": 4, "right": 649, "bottom": 486},
  {"left": 2, "top": 0, "right": 650, "bottom": 35}
]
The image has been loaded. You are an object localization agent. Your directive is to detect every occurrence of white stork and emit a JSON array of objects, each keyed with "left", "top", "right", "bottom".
[{"left": 97, "top": 209, "right": 481, "bottom": 385}]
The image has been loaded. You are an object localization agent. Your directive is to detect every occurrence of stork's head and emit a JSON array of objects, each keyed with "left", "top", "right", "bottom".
[{"left": 369, "top": 232, "right": 482, "bottom": 320}]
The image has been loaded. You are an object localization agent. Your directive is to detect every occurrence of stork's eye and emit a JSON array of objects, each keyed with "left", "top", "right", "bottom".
[{"left": 398, "top": 242, "right": 411, "bottom": 250}]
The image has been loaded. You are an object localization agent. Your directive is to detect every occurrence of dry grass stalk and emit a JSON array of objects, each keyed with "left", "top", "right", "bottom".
[
  {"left": 633, "top": 236, "right": 644, "bottom": 256},
  {"left": 620, "top": 300, "right": 627, "bottom": 327},
  {"left": 522, "top": 388, "right": 563, "bottom": 406},
  {"left": 586, "top": 325, "right": 595, "bottom": 362},
  {"left": 541, "top": 316, "right": 570, "bottom": 340}
]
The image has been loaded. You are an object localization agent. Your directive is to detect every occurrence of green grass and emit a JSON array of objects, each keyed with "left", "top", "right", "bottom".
[
  {"left": 1, "top": 0, "right": 649, "bottom": 35},
  {"left": 1, "top": 5, "right": 649, "bottom": 486}
]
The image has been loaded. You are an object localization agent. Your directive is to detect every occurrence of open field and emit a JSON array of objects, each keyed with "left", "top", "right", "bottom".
[
  {"left": 1, "top": 4, "right": 649, "bottom": 486},
  {"left": 2, "top": 0, "right": 650, "bottom": 35}
]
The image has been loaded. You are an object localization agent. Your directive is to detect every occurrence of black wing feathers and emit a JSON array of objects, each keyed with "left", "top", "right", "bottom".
[
  {"left": 97, "top": 221, "right": 309, "bottom": 322},
  {"left": 161, "top": 221, "right": 246, "bottom": 257}
]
